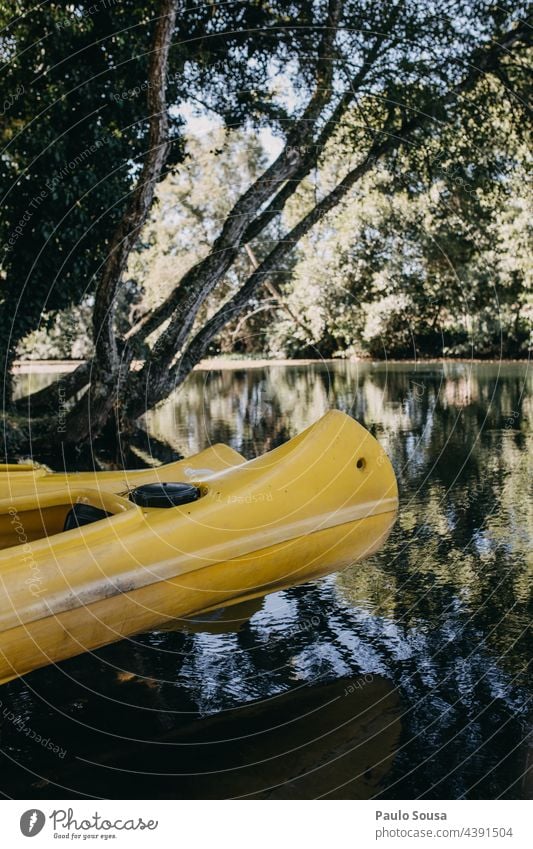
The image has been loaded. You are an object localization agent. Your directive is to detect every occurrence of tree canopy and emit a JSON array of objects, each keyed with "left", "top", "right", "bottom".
[{"left": 0, "top": 0, "right": 530, "bottom": 449}]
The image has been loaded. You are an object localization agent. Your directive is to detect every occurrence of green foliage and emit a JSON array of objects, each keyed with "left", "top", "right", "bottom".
[
  {"left": 128, "top": 129, "right": 269, "bottom": 313},
  {"left": 267, "top": 80, "right": 532, "bottom": 359},
  {"left": 29, "top": 103, "right": 530, "bottom": 362},
  {"left": 0, "top": 0, "right": 326, "bottom": 365},
  {"left": 0, "top": 4, "right": 156, "bottom": 317},
  {"left": 1, "top": 1, "right": 530, "bottom": 372}
]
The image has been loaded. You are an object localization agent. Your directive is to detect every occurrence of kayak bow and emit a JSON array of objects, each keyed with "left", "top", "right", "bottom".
[{"left": 0, "top": 410, "right": 398, "bottom": 683}]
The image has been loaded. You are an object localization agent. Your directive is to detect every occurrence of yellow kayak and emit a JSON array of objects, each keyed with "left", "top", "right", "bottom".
[{"left": 0, "top": 410, "right": 398, "bottom": 684}]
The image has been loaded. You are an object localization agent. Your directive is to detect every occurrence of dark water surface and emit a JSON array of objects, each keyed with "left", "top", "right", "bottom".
[{"left": 2, "top": 361, "right": 531, "bottom": 799}]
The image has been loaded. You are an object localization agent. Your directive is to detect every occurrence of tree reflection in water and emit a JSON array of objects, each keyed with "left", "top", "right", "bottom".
[{"left": 2, "top": 362, "right": 530, "bottom": 799}]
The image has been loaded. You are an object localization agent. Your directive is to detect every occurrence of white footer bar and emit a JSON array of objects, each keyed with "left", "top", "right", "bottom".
[{"left": 3, "top": 799, "right": 532, "bottom": 848}]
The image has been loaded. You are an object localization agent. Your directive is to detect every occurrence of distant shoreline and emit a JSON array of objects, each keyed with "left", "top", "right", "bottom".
[{"left": 12, "top": 356, "right": 530, "bottom": 374}]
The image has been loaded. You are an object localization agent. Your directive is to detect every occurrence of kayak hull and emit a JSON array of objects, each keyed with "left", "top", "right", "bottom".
[
  {"left": 0, "top": 411, "right": 398, "bottom": 683},
  {"left": 0, "top": 510, "right": 394, "bottom": 684}
]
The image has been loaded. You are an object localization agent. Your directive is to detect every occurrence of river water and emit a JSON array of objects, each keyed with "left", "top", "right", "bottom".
[{"left": 2, "top": 361, "right": 531, "bottom": 799}]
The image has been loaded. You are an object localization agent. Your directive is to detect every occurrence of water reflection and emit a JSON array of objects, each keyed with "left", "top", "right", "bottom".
[
  {"left": 3, "top": 361, "right": 531, "bottom": 799},
  {"left": 2, "top": 673, "right": 401, "bottom": 800}
]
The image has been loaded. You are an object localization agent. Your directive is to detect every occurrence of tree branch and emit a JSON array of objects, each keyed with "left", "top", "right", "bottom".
[
  {"left": 127, "top": 4, "right": 395, "bottom": 346},
  {"left": 92, "top": 0, "right": 178, "bottom": 378},
  {"left": 131, "top": 0, "right": 345, "bottom": 374},
  {"left": 130, "top": 20, "right": 532, "bottom": 411},
  {"left": 126, "top": 123, "right": 399, "bottom": 412},
  {"left": 14, "top": 361, "right": 92, "bottom": 414},
  {"left": 17, "top": 15, "right": 530, "bottom": 425},
  {"left": 244, "top": 243, "right": 312, "bottom": 338}
]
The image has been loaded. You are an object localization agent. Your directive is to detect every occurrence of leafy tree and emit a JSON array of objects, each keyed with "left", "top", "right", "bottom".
[
  {"left": 267, "top": 74, "right": 531, "bottom": 359},
  {"left": 2, "top": 0, "right": 530, "bottom": 450},
  {"left": 0, "top": 0, "right": 322, "bottom": 399},
  {"left": 0, "top": 1, "right": 170, "bottom": 396}
]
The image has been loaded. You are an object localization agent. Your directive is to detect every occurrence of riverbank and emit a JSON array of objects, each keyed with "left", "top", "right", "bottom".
[{"left": 12, "top": 355, "right": 530, "bottom": 374}]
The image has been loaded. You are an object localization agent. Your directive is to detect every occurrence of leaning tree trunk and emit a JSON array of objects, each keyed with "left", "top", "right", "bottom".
[
  {"left": 59, "top": 0, "right": 178, "bottom": 445},
  {"left": 0, "top": 325, "right": 20, "bottom": 411},
  {"left": 121, "top": 20, "right": 529, "bottom": 419},
  {"left": 10, "top": 11, "right": 529, "bottom": 456}
]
